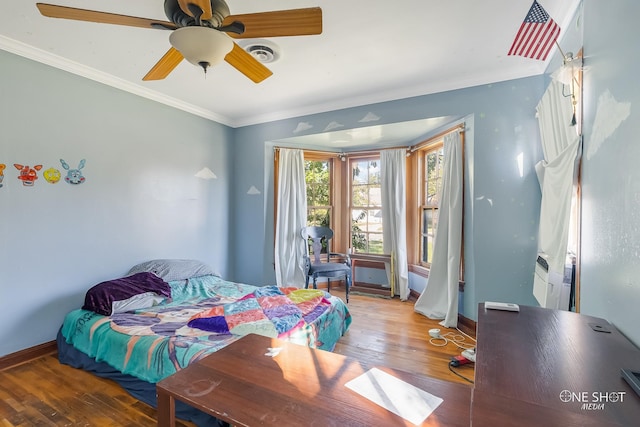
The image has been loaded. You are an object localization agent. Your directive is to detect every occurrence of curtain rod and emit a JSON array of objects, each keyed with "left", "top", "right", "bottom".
[
  {"left": 273, "top": 147, "right": 340, "bottom": 157},
  {"left": 409, "top": 124, "right": 465, "bottom": 152},
  {"left": 340, "top": 145, "right": 410, "bottom": 157},
  {"left": 274, "top": 145, "right": 409, "bottom": 157}
]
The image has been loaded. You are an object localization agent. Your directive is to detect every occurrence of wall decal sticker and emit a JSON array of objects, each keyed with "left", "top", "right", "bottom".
[
  {"left": 195, "top": 167, "right": 217, "bottom": 180},
  {"left": 43, "top": 167, "right": 62, "bottom": 184},
  {"left": 324, "top": 121, "right": 344, "bottom": 131},
  {"left": 293, "top": 122, "right": 313, "bottom": 133},
  {"left": 0, "top": 164, "right": 4, "bottom": 188},
  {"left": 14, "top": 163, "right": 43, "bottom": 186},
  {"left": 60, "top": 159, "right": 86, "bottom": 184},
  {"left": 247, "top": 186, "right": 261, "bottom": 195},
  {"left": 358, "top": 112, "right": 381, "bottom": 123}
]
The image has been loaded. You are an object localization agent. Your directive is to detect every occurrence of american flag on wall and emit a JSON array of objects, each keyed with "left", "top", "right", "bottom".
[{"left": 508, "top": 0, "right": 560, "bottom": 61}]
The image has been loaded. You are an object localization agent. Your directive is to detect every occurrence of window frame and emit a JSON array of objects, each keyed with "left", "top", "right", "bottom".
[
  {"left": 407, "top": 126, "right": 465, "bottom": 281},
  {"left": 275, "top": 128, "right": 465, "bottom": 281},
  {"left": 348, "top": 154, "right": 383, "bottom": 255},
  {"left": 304, "top": 154, "right": 334, "bottom": 230},
  {"left": 302, "top": 150, "right": 349, "bottom": 255},
  {"left": 418, "top": 141, "right": 444, "bottom": 268}
]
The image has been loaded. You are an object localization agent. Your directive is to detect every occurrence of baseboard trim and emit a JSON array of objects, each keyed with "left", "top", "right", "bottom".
[
  {"left": 458, "top": 314, "right": 477, "bottom": 338},
  {"left": 409, "top": 289, "right": 477, "bottom": 337},
  {"left": 0, "top": 340, "right": 57, "bottom": 371}
]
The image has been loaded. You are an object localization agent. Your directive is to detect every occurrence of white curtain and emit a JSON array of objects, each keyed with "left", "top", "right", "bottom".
[
  {"left": 274, "top": 148, "right": 307, "bottom": 287},
  {"left": 535, "top": 80, "right": 581, "bottom": 273},
  {"left": 414, "top": 131, "right": 463, "bottom": 328},
  {"left": 380, "top": 149, "right": 410, "bottom": 301}
]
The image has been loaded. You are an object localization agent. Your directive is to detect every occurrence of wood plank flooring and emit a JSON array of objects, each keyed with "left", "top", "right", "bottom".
[{"left": 0, "top": 292, "right": 475, "bottom": 426}]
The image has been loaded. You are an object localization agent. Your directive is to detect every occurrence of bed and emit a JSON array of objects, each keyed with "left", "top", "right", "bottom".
[{"left": 57, "top": 259, "right": 352, "bottom": 427}]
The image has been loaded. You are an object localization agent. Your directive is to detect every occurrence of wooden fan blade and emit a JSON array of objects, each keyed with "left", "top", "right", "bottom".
[
  {"left": 223, "top": 7, "right": 322, "bottom": 39},
  {"left": 225, "top": 43, "right": 273, "bottom": 83},
  {"left": 36, "top": 3, "right": 177, "bottom": 30},
  {"left": 143, "top": 47, "right": 184, "bottom": 81},
  {"left": 177, "top": 0, "right": 213, "bottom": 21}
]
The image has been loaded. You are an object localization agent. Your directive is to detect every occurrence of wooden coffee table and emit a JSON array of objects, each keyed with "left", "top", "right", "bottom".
[{"left": 156, "top": 333, "right": 471, "bottom": 426}]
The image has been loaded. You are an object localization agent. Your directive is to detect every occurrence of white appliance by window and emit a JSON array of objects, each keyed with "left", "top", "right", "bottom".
[{"left": 533, "top": 252, "right": 571, "bottom": 310}]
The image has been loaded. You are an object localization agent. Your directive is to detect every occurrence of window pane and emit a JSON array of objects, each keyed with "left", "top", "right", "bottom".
[
  {"left": 368, "top": 233, "right": 384, "bottom": 254},
  {"left": 369, "top": 186, "right": 382, "bottom": 206},
  {"left": 368, "top": 209, "right": 382, "bottom": 233},
  {"left": 422, "top": 208, "right": 438, "bottom": 264},
  {"left": 308, "top": 208, "right": 330, "bottom": 227},
  {"left": 426, "top": 150, "right": 443, "bottom": 207},
  {"left": 352, "top": 161, "right": 369, "bottom": 184},
  {"left": 307, "top": 183, "right": 330, "bottom": 206},
  {"left": 352, "top": 209, "right": 367, "bottom": 227},
  {"left": 350, "top": 157, "right": 383, "bottom": 254},
  {"left": 305, "top": 160, "right": 331, "bottom": 227},
  {"left": 351, "top": 208, "right": 367, "bottom": 251},
  {"left": 352, "top": 184, "right": 368, "bottom": 206},
  {"left": 420, "top": 144, "right": 443, "bottom": 266}
]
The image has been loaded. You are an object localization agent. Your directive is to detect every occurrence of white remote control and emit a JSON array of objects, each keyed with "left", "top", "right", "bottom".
[{"left": 485, "top": 301, "right": 520, "bottom": 312}]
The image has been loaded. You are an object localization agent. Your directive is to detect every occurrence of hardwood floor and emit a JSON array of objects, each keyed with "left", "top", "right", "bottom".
[
  {"left": 0, "top": 292, "right": 475, "bottom": 426},
  {"left": 334, "top": 290, "right": 476, "bottom": 386}
]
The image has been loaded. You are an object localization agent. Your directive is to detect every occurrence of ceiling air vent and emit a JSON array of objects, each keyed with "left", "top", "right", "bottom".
[{"left": 244, "top": 41, "right": 280, "bottom": 63}]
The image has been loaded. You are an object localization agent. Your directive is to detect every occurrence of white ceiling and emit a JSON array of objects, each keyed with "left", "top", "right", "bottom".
[{"left": 0, "top": 0, "right": 580, "bottom": 141}]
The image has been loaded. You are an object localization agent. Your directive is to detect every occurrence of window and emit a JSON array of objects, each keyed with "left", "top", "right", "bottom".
[
  {"left": 406, "top": 125, "right": 464, "bottom": 278},
  {"left": 305, "top": 159, "right": 332, "bottom": 227},
  {"left": 300, "top": 151, "right": 347, "bottom": 254},
  {"left": 287, "top": 152, "right": 384, "bottom": 256},
  {"left": 350, "top": 157, "right": 383, "bottom": 254},
  {"left": 276, "top": 132, "right": 462, "bottom": 266},
  {"left": 419, "top": 144, "right": 444, "bottom": 266}
]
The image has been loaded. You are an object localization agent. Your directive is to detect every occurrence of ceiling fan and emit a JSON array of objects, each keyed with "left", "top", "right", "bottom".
[{"left": 35, "top": 1, "right": 322, "bottom": 83}]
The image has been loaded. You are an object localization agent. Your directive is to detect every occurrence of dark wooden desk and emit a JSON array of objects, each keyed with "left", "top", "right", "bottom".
[
  {"left": 470, "top": 388, "right": 623, "bottom": 426},
  {"left": 157, "top": 333, "right": 472, "bottom": 427},
  {"left": 475, "top": 303, "right": 640, "bottom": 425}
]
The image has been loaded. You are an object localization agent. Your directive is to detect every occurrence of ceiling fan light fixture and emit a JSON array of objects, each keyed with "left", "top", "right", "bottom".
[{"left": 169, "top": 26, "right": 233, "bottom": 71}]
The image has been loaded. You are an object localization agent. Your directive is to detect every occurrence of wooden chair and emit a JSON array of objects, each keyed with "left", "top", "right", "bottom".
[{"left": 301, "top": 226, "right": 352, "bottom": 302}]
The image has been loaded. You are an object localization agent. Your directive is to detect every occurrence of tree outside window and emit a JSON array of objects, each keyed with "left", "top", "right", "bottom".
[{"left": 305, "top": 160, "right": 331, "bottom": 228}]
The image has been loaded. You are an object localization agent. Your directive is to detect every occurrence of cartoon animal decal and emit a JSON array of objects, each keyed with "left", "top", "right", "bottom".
[
  {"left": 0, "top": 164, "right": 5, "bottom": 188},
  {"left": 43, "top": 167, "right": 62, "bottom": 184},
  {"left": 60, "top": 159, "right": 86, "bottom": 185},
  {"left": 14, "top": 163, "right": 43, "bottom": 186}
]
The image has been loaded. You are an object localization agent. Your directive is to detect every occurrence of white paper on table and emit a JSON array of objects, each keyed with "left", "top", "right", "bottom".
[{"left": 345, "top": 367, "right": 443, "bottom": 426}]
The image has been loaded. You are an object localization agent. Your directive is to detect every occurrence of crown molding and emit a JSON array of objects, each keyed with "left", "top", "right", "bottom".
[{"left": 0, "top": 35, "right": 233, "bottom": 126}]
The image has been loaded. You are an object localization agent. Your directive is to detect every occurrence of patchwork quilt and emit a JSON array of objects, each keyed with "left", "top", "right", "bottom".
[
  {"left": 60, "top": 276, "right": 351, "bottom": 383},
  {"left": 187, "top": 286, "right": 329, "bottom": 337}
]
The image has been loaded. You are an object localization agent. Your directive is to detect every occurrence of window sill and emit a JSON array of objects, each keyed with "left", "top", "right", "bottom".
[
  {"left": 409, "top": 264, "right": 465, "bottom": 292},
  {"left": 409, "top": 264, "right": 430, "bottom": 278}
]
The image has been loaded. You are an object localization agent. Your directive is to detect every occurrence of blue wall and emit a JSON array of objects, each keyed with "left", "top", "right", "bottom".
[
  {"left": 0, "top": 51, "right": 233, "bottom": 356},
  {"left": 231, "top": 77, "right": 545, "bottom": 321},
  {"left": 579, "top": 0, "right": 640, "bottom": 346}
]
